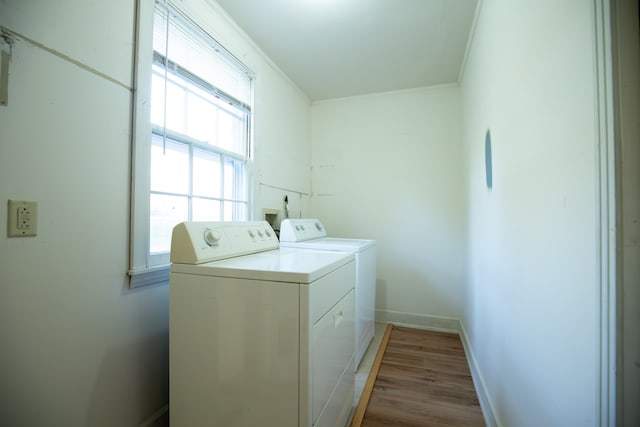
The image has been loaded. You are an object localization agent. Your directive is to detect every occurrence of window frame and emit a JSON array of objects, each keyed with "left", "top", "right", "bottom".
[{"left": 128, "top": 0, "right": 254, "bottom": 288}]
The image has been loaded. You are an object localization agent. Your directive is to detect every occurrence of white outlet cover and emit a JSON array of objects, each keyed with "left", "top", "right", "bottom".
[{"left": 7, "top": 199, "right": 38, "bottom": 237}]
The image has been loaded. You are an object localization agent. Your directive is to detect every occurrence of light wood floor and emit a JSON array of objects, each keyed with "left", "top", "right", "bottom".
[{"left": 353, "top": 325, "right": 485, "bottom": 427}]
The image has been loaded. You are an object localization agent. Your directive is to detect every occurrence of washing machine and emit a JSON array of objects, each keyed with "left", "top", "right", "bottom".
[
  {"left": 169, "top": 221, "right": 355, "bottom": 427},
  {"left": 279, "top": 219, "right": 376, "bottom": 370}
]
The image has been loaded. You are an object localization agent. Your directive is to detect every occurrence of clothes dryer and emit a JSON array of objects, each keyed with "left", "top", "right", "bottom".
[
  {"left": 279, "top": 219, "right": 376, "bottom": 369},
  {"left": 169, "top": 221, "right": 355, "bottom": 427}
]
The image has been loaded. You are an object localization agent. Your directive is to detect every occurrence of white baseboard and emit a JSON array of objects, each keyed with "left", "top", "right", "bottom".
[
  {"left": 375, "top": 309, "right": 461, "bottom": 333},
  {"left": 138, "top": 404, "right": 168, "bottom": 427},
  {"left": 458, "top": 322, "right": 500, "bottom": 427}
]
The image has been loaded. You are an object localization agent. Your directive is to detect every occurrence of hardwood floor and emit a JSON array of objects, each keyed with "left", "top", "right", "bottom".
[{"left": 352, "top": 325, "right": 485, "bottom": 427}]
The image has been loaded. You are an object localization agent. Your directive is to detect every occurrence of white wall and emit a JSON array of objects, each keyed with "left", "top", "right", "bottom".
[
  {"left": 311, "top": 85, "right": 466, "bottom": 326},
  {"left": 0, "top": 0, "right": 311, "bottom": 425},
  {"left": 251, "top": 32, "right": 313, "bottom": 223},
  {"left": 460, "top": 0, "right": 599, "bottom": 425}
]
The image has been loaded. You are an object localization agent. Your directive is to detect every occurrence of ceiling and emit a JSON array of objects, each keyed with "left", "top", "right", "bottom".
[{"left": 215, "top": 0, "right": 478, "bottom": 101}]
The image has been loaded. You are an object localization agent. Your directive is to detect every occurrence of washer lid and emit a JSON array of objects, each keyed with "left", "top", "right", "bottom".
[
  {"left": 171, "top": 248, "right": 354, "bottom": 283},
  {"left": 280, "top": 237, "right": 376, "bottom": 252}
]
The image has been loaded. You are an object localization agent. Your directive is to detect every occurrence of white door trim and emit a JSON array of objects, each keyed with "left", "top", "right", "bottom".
[{"left": 593, "top": 0, "right": 618, "bottom": 425}]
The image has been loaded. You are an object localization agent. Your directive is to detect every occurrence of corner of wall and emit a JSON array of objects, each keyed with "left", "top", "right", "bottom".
[{"left": 457, "top": 0, "right": 485, "bottom": 85}]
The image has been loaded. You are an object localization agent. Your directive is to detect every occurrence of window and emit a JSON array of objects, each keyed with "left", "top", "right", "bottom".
[{"left": 129, "top": 0, "right": 254, "bottom": 287}]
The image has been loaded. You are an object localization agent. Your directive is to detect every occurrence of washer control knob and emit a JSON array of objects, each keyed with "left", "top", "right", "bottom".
[
  {"left": 204, "top": 229, "right": 221, "bottom": 246},
  {"left": 265, "top": 229, "right": 272, "bottom": 238},
  {"left": 257, "top": 229, "right": 264, "bottom": 238},
  {"left": 248, "top": 229, "right": 256, "bottom": 239}
]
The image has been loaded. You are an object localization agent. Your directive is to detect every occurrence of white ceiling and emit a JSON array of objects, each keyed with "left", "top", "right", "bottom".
[{"left": 215, "top": 0, "right": 478, "bottom": 101}]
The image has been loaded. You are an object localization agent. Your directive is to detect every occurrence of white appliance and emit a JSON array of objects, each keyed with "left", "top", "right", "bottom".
[
  {"left": 169, "top": 221, "right": 355, "bottom": 427},
  {"left": 279, "top": 219, "right": 376, "bottom": 370}
]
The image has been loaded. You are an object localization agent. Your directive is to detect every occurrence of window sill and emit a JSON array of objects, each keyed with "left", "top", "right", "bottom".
[{"left": 128, "top": 265, "right": 170, "bottom": 288}]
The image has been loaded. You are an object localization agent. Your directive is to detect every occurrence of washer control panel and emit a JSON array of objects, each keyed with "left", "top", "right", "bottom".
[
  {"left": 170, "top": 221, "right": 278, "bottom": 264},
  {"left": 279, "top": 218, "right": 327, "bottom": 243}
]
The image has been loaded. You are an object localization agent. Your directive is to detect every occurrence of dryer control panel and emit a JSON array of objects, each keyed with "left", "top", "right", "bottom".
[
  {"left": 280, "top": 218, "right": 327, "bottom": 243},
  {"left": 170, "top": 221, "right": 278, "bottom": 264}
]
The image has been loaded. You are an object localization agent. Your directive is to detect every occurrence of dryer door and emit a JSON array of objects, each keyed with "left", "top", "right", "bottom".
[{"left": 312, "top": 289, "right": 355, "bottom": 425}]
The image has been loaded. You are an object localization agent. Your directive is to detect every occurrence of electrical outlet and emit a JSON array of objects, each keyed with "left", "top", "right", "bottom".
[{"left": 7, "top": 200, "right": 37, "bottom": 237}]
